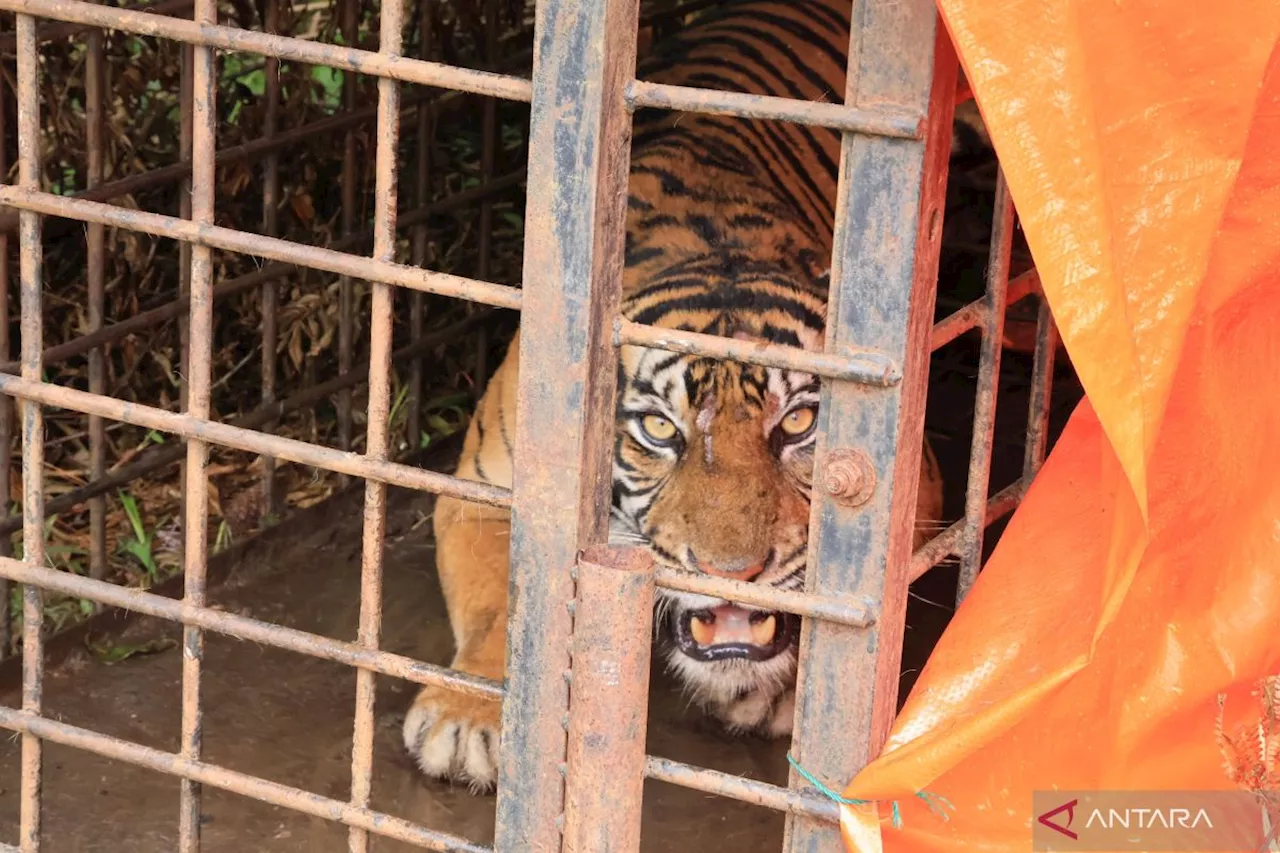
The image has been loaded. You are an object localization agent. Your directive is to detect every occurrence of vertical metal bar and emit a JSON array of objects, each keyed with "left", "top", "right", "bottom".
[
  {"left": 0, "top": 72, "right": 14, "bottom": 659},
  {"left": 85, "top": 17, "right": 107, "bottom": 589},
  {"left": 260, "top": 0, "right": 281, "bottom": 520},
  {"left": 408, "top": 0, "right": 434, "bottom": 450},
  {"left": 178, "top": 0, "right": 217, "bottom": 845},
  {"left": 955, "top": 172, "right": 1012, "bottom": 604},
  {"left": 472, "top": 0, "right": 498, "bottom": 399},
  {"left": 783, "top": 8, "right": 957, "bottom": 852},
  {"left": 1022, "top": 294, "right": 1058, "bottom": 481},
  {"left": 177, "top": 42, "right": 194, "bottom": 557},
  {"left": 15, "top": 13, "right": 45, "bottom": 850},
  {"left": 501, "top": 0, "right": 640, "bottom": 844},
  {"left": 563, "top": 546, "right": 654, "bottom": 853},
  {"left": 348, "top": 0, "right": 404, "bottom": 848},
  {"left": 337, "top": 0, "right": 357, "bottom": 460}
]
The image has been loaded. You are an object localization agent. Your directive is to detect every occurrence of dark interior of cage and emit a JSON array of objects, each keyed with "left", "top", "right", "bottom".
[{"left": 0, "top": 0, "right": 1083, "bottom": 847}]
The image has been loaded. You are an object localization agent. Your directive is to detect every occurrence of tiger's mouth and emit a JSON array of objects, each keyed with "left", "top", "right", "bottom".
[{"left": 673, "top": 605, "right": 800, "bottom": 663}]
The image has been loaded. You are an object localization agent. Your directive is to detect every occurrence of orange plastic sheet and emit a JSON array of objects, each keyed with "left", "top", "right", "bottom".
[{"left": 840, "top": 2, "right": 1280, "bottom": 851}]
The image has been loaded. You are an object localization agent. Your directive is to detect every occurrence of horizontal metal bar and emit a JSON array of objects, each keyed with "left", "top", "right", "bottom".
[
  {"left": 0, "top": 0, "right": 532, "bottom": 102},
  {"left": 615, "top": 318, "right": 901, "bottom": 386},
  {"left": 627, "top": 79, "right": 922, "bottom": 139},
  {"left": 0, "top": 842, "right": 18, "bottom": 852},
  {"left": 0, "top": 309, "right": 494, "bottom": 536},
  {"left": 1007, "top": 267, "right": 1041, "bottom": 305},
  {"left": 0, "top": 556, "right": 503, "bottom": 700},
  {"left": 644, "top": 756, "right": 839, "bottom": 824},
  {"left": 0, "top": 372, "right": 512, "bottom": 508},
  {"left": 654, "top": 567, "right": 874, "bottom": 627},
  {"left": 0, "top": 707, "right": 492, "bottom": 852},
  {"left": 930, "top": 298, "right": 985, "bottom": 351},
  {"left": 0, "top": 171, "right": 524, "bottom": 372},
  {"left": 0, "top": 0, "right": 191, "bottom": 50},
  {"left": 0, "top": 187, "right": 524, "bottom": 312},
  {"left": 908, "top": 478, "right": 1027, "bottom": 583}
]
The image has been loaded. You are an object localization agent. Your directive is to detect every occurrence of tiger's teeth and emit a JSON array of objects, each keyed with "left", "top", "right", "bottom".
[
  {"left": 750, "top": 614, "right": 777, "bottom": 646},
  {"left": 690, "top": 615, "right": 716, "bottom": 646}
]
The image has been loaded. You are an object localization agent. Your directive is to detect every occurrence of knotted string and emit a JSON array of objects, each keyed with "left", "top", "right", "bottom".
[{"left": 786, "top": 754, "right": 956, "bottom": 830}]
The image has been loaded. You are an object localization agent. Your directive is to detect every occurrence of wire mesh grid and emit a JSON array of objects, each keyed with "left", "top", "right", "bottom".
[{"left": 0, "top": 0, "right": 1060, "bottom": 849}]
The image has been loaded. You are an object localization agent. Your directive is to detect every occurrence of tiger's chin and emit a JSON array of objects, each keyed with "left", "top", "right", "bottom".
[{"left": 662, "top": 603, "right": 800, "bottom": 738}]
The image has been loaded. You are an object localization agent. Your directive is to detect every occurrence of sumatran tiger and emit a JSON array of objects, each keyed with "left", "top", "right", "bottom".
[{"left": 404, "top": 0, "right": 982, "bottom": 790}]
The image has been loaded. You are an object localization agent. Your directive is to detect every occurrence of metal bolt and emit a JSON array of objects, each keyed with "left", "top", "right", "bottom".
[{"left": 822, "top": 448, "right": 875, "bottom": 507}]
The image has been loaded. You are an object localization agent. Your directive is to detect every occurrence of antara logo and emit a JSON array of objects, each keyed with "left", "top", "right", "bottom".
[
  {"left": 1084, "top": 808, "right": 1214, "bottom": 831},
  {"left": 1037, "top": 798, "right": 1079, "bottom": 840}
]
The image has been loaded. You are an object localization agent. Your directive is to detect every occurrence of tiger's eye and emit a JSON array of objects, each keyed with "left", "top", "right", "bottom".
[
  {"left": 780, "top": 407, "right": 816, "bottom": 437},
  {"left": 641, "top": 414, "right": 678, "bottom": 442}
]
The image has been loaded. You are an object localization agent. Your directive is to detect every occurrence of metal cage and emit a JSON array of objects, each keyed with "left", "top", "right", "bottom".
[{"left": 0, "top": 0, "right": 1060, "bottom": 848}]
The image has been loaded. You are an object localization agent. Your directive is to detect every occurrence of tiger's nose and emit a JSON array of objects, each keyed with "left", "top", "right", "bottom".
[{"left": 690, "top": 553, "right": 765, "bottom": 582}]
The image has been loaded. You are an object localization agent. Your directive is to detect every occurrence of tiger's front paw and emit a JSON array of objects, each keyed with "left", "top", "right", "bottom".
[{"left": 403, "top": 683, "right": 501, "bottom": 792}]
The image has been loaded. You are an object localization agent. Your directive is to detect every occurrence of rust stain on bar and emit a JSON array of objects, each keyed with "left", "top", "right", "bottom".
[
  {"left": 955, "top": 172, "right": 1013, "bottom": 605},
  {"left": 0, "top": 708, "right": 493, "bottom": 852},
  {"left": 626, "top": 79, "right": 923, "bottom": 139},
  {"left": 0, "top": 187, "right": 524, "bottom": 310},
  {"left": 653, "top": 567, "right": 874, "bottom": 627},
  {"left": 0, "top": 373, "right": 511, "bottom": 508},
  {"left": 908, "top": 479, "right": 1027, "bottom": 583},
  {"left": 644, "top": 756, "right": 839, "bottom": 824},
  {"left": 563, "top": 546, "right": 655, "bottom": 853},
  {"left": 615, "top": 318, "right": 901, "bottom": 385},
  {"left": 0, "top": 556, "right": 504, "bottom": 700},
  {"left": 0, "top": 0, "right": 533, "bottom": 102},
  {"left": 15, "top": 11, "right": 45, "bottom": 850},
  {"left": 0, "top": 73, "right": 12, "bottom": 657},
  {"left": 1022, "top": 294, "right": 1059, "bottom": 480}
]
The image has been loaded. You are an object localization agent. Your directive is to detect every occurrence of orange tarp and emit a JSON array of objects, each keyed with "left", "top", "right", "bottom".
[{"left": 841, "top": 1, "right": 1280, "bottom": 850}]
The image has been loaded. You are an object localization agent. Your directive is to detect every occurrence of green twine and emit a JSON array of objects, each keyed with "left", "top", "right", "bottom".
[{"left": 786, "top": 754, "right": 956, "bottom": 830}]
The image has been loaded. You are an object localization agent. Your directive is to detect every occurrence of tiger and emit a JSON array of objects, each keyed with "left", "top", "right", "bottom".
[{"left": 403, "top": 0, "right": 978, "bottom": 791}]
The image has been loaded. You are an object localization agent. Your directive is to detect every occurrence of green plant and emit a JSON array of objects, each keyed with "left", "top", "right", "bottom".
[{"left": 117, "top": 490, "right": 161, "bottom": 580}]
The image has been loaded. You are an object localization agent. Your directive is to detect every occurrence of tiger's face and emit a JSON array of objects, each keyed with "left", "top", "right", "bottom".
[{"left": 609, "top": 282, "right": 826, "bottom": 735}]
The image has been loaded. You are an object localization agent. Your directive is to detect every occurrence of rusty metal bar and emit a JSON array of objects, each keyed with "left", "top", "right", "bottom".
[
  {"left": 177, "top": 38, "right": 193, "bottom": 562},
  {"left": 407, "top": 0, "right": 435, "bottom": 449},
  {"left": 0, "top": 188, "right": 525, "bottom": 310},
  {"left": 0, "top": 556, "right": 503, "bottom": 699},
  {"left": 0, "top": 70, "right": 14, "bottom": 658},
  {"left": 259, "top": 0, "right": 281, "bottom": 521},
  {"left": 0, "top": 0, "right": 534, "bottom": 101},
  {"left": 500, "top": 0, "right": 641, "bottom": 843},
  {"left": 930, "top": 299, "right": 984, "bottom": 351},
  {"left": 15, "top": 11, "right": 45, "bottom": 849},
  {"left": 644, "top": 757, "right": 839, "bottom": 824},
  {"left": 0, "top": 171, "right": 525, "bottom": 375},
  {"left": 1023, "top": 294, "right": 1059, "bottom": 481},
  {"left": 563, "top": 546, "right": 655, "bottom": 853},
  {"left": 955, "top": 172, "right": 1013, "bottom": 606},
  {"left": 0, "top": 308, "right": 495, "bottom": 539},
  {"left": 348, "top": 0, "right": 405, "bottom": 845},
  {"left": 0, "top": 373, "right": 512, "bottom": 507},
  {"left": 908, "top": 479, "right": 1027, "bottom": 583},
  {"left": 653, "top": 567, "right": 873, "bottom": 627},
  {"left": 0, "top": 708, "right": 492, "bottom": 852},
  {"left": 626, "top": 79, "right": 922, "bottom": 139},
  {"left": 615, "top": 318, "right": 901, "bottom": 385},
  {"left": 0, "top": 0, "right": 192, "bottom": 49},
  {"left": 472, "top": 0, "right": 499, "bottom": 400},
  {"left": 784, "top": 10, "right": 957, "bottom": 851},
  {"left": 85, "top": 10, "right": 107, "bottom": 591},
  {"left": 336, "top": 0, "right": 357, "bottom": 460},
  {"left": 178, "top": 0, "right": 218, "bottom": 840}
]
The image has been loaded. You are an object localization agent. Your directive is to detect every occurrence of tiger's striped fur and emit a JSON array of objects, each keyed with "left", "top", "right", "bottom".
[{"left": 404, "top": 0, "right": 956, "bottom": 790}]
